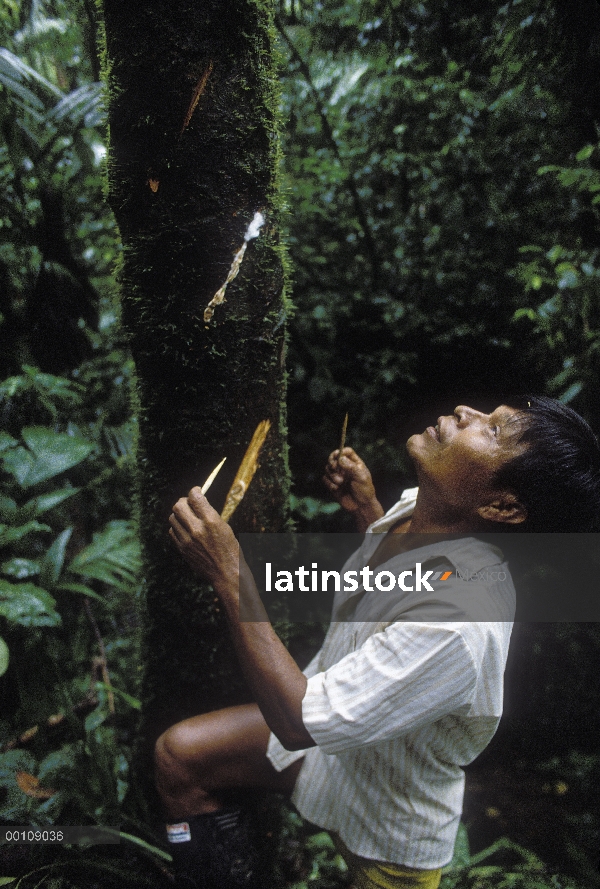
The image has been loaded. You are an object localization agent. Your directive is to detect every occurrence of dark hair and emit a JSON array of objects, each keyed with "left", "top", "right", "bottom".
[{"left": 493, "top": 396, "right": 600, "bottom": 532}]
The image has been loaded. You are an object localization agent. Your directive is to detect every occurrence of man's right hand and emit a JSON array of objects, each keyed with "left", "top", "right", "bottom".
[{"left": 323, "top": 447, "right": 385, "bottom": 532}]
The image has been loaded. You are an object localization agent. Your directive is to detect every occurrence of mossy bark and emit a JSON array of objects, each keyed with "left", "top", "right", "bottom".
[{"left": 101, "top": 0, "right": 290, "bottom": 747}]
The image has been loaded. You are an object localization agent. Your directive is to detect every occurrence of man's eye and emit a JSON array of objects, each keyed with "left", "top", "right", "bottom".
[{"left": 493, "top": 426, "right": 499, "bottom": 437}]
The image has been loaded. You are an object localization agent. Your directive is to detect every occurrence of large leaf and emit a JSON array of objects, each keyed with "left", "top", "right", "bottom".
[
  {"left": 36, "top": 745, "right": 79, "bottom": 787},
  {"left": 40, "top": 528, "right": 72, "bottom": 587},
  {"left": 0, "top": 636, "right": 8, "bottom": 677},
  {"left": 0, "top": 579, "right": 60, "bottom": 627},
  {"left": 0, "top": 496, "right": 17, "bottom": 521},
  {"left": 45, "top": 83, "right": 104, "bottom": 130},
  {"left": 17, "top": 487, "right": 79, "bottom": 520},
  {"left": 1, "top": 446, "right": 35, "bottom": 486},
  {"left": 1, "top": 558, "right": 40, "bottom": 580},
  {"left": 20, "top": 366, "right": 85, "bottom": 419},
  {"left": 1, "top": 427, "right": 93, "bottom": 488},
  {"left": 0, "top": 521, "right": 51, "bottom": 547},
  {"left": 0, "top": 48, "right": 62, "bottom": 99},
  {"left": 56, "top": 581, "right": 108, "bottom": 605},
  {"left": 67, "top": 521, "right": 140, "bottom": 591},
  {"left": 0, "top": 433, "right": 17, "bottom": 453}
]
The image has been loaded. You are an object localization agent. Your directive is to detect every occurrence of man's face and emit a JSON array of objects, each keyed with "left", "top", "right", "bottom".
[{"left": 407, "top": 404, "right": 527, "bottom": 515}]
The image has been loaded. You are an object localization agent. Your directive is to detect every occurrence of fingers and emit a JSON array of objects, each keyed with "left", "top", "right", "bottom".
[
  {"left": 325, "top": 447, "right": 362, "bottom": 485},
  {"left": 169, "top": 486, "right": 236, "bottom": 560},
  {"left": 171, "top": 497, "right": 199, "bottom": 539},
  {"left": 322, "top": 474, "right": 339, "bottom": 493},
  {"left": 327, "top": 446, "right": 358, "bottom": 467},
  {"left": 172, "top": 487, "right": 219, "bottom": 529},
  {"left": 187, "top": 485, "right": 219, "bottom": 519},
  {"left": 168, "top": 512, "right": 188, "bottom": 542}
]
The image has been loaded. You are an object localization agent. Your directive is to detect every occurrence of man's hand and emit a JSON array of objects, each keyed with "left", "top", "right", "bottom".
[
  {"left": 323, "top": 447, "right": 384, "bottom": 532},
  {"left": 169, "top": 487, "right": 239, "bottom": 590},
  {"left": 169, "top": 486, "right": 314, "bottom": 751}
]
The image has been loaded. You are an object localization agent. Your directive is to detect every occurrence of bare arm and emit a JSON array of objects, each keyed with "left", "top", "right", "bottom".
[{"left": 169, "top": 488, "right": 315, "bottom": 751}]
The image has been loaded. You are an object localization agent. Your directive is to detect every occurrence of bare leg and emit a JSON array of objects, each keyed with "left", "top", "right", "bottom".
[{"left": 154, "top": 703, "right": 303, "bottom": 818}]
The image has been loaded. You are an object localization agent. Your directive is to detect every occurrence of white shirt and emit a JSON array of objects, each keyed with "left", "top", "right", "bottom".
[{"left": 267, "top": 489, "right": 515, "bottom": 868}]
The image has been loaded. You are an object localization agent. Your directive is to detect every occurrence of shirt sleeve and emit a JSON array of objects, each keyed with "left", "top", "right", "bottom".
[
  {"left": 301, "top": 623, "right": 477, "bottom": 755},
  {"left": 265, "top": 647, "right": 323, "bottom": 772},
  {"left": 301, "top": 649, "right": 322, "bottom": 679}
]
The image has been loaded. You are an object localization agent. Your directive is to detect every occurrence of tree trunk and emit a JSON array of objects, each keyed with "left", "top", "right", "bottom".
[{"left": 100, "top": 0, "right": 289, "bottom": 749}]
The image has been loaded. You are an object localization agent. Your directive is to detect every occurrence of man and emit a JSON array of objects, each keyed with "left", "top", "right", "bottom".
[{"left": 155, "top": 397, "right": 600, "bottom": 889}]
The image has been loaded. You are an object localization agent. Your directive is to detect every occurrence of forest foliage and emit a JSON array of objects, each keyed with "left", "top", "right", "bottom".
[{"left": 0, "top": 0, "right": 599, "bottom": 887}]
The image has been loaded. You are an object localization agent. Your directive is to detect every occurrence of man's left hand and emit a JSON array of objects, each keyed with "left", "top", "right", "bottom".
[{"left": 169, "top": 487, "right": 239, "bottom": 588}]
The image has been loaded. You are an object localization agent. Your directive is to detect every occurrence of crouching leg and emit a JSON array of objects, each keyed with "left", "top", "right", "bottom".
[{"left": 154, "top": 703, "right": 303, "bottom": 889}]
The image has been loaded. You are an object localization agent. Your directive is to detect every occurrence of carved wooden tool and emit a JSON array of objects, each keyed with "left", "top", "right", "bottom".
[
  {"left": 221, "top": 420, "right": 271, "bottom": 523},
  {"left": 201, "top": 457, "right": 226, "bottom": 494},
  {"left": 339, "top": 412, "right": 348, "bottom": 455}
]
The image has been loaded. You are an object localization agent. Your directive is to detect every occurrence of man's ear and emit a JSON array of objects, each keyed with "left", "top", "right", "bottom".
[{"left": 477, "top": 491, "right": 527, "bottom": 525}]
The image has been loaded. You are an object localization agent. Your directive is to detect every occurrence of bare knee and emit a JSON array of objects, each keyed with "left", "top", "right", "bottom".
[
  {"left": 154, "top": 726, "right": 178, "bottom": 781},
  {"left": 155, "top": 724, "right": 201, "bottom": 793},
  {"left": 153, "top": 705, "right": 289, "bottom": 816}
]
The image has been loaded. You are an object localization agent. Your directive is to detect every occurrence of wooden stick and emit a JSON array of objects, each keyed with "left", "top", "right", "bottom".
[
  {"left": 221, "top": 420, "right": 271, "bottom": 523},
  {"left": 339, "top": 412, "right": 348, "bottom": 455},
  {"left": 201, "top": 457, "right": 227, "bottom": 494}
]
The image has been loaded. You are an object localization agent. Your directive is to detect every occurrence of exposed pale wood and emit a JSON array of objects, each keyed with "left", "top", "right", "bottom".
[
  {"left": 221, "top": 420, "right": 271, "bottom": 523},
  {"left": 339, "top": 412, "right": 348, "bottom": 454},
  {"left": 201, "top": 457, "right": 227, "bottom": 494}
]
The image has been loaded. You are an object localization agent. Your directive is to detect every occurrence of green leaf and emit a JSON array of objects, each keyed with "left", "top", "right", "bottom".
[
  {"left": 84, "top": 707, "right": 108, "bottom": 732},
  {"left": 559, "top": 382, "right": 583, "bottom": 404},
  {"left": 0, "top": 48, "right": 62, "bottom": 99},
  {"left": 518, "top": 245, "right": 543, "bottom": 254},
  {"left": 1, "top": 446, "right": 35, "bottom": 486},
  {"left": 575, "top": 144, "right": 594, "bottom": 161},
  {"left": 556, "top": 266, "right": 578, "bottom": 289},
  {"left": 40, "top": 528, "right": 73, "bottom": 587},
  {"left": 305, "top": 831, "right": 335, "bottom": 850},
  {"left": 0, "top": 71, "right": 45, "bottom": 112},
  {"left": 290, "top": 495, "right": 341, "bottom": 519},
  {"left": 450, "top": 822, "right": 471, "bottom": 869},
  {"left": 1, "top": 558, "right": 40, "bottom": 579},
  {"left": 546, "top": 245, "right": 564, "bottom": 263},
  {"left": 0, "top": 636, "right": 9, "bottom": 677},
  {"left": 96, "top": 682, "right": 141, "bottom": 710},
  {"left": 102, "top": 829, "right": 172, "bottom": 862},
  {"left": 19, "top": 487, "right": 79, "bottom": 519},
  {"left": 21, "top": 366, "right": 85, "bottom": 417},
  {"left": 0, "top": 580, "right": 60, "bottom": 627},
  {"left": 37, "top": 744, "right": 79, "bottom": 784},
  {"left": 530, "top": 275, "right": 543, "bottom": 290},
  {"left": 0, "top": 376, "right": 26, "bottom": 400},
  {"left": 67, "top": 521, "right": 140, "bottom": 591},
  {"left": 0, "top": 496, "right": 17, "bottom": 521},
  {"left": 46, "top": 83, "right": 104, "bottom": 129},
  {"left": 6, "top": 428, "right": 94, "bottom": 488},
  {"left": 0, "top": 877, "right": 16, "bottom": 885},
  {"left": 0, "top": 521, "right": 51, "bottom": 547},
  {"left": 0, "top": 433, "right": 17, "bottom": 453},
  {"left": 56, "top": 581, "right": 108, "bottom": 605},
  {"left": 513, "top": 308, "right": 536, "bottom": 321}
]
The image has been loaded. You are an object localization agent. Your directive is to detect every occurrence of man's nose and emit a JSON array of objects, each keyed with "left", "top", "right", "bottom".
[{"left": 454, "top": 405, "right": 485, "bottom": 426}]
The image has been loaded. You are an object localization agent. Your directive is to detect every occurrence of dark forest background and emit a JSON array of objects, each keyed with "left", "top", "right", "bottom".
[{"left": 1, "top": 1, "right": 600, "bottom": 887}]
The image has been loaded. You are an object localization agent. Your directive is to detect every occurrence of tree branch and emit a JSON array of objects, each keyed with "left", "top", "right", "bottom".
[{"left": 275, "top": 17, "right": 381, "bottom": 289}]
